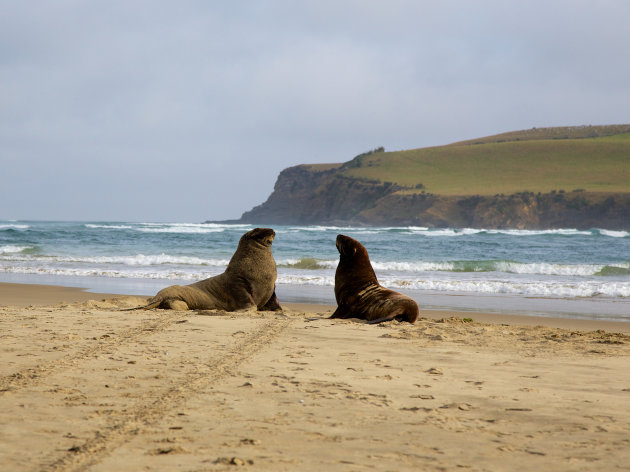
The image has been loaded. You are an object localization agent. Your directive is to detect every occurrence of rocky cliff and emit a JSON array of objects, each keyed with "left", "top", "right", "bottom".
[
  {"left": 239, "top": 164, "right": 403, "bottom": 225},
  {"left": 237, "top": 164, "right": 630, "bottom": 230}
]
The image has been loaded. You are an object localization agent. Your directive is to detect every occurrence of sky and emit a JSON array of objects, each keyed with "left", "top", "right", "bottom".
[{"left": 2, "top": 1, "right": 630, "bottom": 222}]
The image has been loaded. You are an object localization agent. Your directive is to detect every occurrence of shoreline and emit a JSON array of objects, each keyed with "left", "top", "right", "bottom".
[
  {"left": 3, "top": 271, "right": 628, "bottom": 322},
  {"left": 2, "top": 281, "right": 629, "bottom": 334}
]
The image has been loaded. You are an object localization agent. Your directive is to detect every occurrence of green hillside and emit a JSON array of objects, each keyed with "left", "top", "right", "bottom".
[
  {"left": 451, "top": 124, "right": 630, "bottom": 145},
  {"left": 341, "top": 127, "right": 630, "bottom": 196}
]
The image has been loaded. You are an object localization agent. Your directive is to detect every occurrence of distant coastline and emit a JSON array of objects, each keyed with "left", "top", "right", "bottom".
[{"left": 217, "top": 125, "right": 630, "bottom": 230}]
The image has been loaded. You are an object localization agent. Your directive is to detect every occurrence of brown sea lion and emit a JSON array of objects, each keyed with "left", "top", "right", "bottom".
[
  {"left": 329, "top": 234, "right": 419, "bottom": 324},
  {"left": 133, "top": 228, "right": 282, "bottom": 311}
]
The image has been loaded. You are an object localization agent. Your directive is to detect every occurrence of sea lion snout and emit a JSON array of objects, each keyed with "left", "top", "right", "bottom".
[
  {"left": 262, "top": 231, "right": 275, "bottom": 246},
  {"left": 246, "top": 227, "right": 276, "bottom": 247},
  {"left": 336, "top": 234, "right": 356, "bottom": 256}
]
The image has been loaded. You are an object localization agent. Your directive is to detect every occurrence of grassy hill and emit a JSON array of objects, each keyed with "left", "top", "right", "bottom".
[
  {"left": 341, "top": 126, "right": 630, "bottom": 196},
  {"left": 236, "top": 125, "right": 630, "bottom": 229},
  {"left": 450, "top": 124, "right": 630, "bottom": 145}
]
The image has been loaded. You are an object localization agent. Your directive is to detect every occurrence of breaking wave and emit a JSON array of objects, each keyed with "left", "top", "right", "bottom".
[
  {"left": 0, "top": 245, "right": 34, "bottom": 255},
  {"left": 84, "top": 223, "right": 252, "bottom": 234},
  {"left": 0, "top": 253, "right": 230, "bottom": 266},
  {"left": 2, "top": 252, "right": 629, "bottom": 278},
  {"left": 277, "top": 257, "right": 630, "bottom": 277}
]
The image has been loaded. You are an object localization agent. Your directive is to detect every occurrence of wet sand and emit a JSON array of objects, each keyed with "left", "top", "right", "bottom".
[{"left": 1, "top": 283, "right": 629, "bottom": 471}]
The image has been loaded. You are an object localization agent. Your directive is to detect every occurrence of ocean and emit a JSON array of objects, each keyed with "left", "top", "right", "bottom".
[{"left": 1, "top": 221, "right": 629, "bottom": 321}]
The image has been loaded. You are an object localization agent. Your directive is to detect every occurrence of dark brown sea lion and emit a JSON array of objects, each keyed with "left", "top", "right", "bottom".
[
  {"left": 329, "top": 234, "right": 419, "bottom": 324},
  {"left": 134, "top": 228, "right": 282, "bottom": 311}
]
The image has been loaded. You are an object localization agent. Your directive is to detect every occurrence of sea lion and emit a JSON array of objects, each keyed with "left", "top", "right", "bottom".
[
  {"left": 329, "top": 234, "right": 419, "bottom": 324},
  {"left": 134, "top": 228, "right": 282, "bottom": 311}
]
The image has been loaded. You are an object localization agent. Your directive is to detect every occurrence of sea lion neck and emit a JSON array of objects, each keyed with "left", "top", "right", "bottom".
[{"left": 222, "top": 228, "right": 276, "bottom": 275}]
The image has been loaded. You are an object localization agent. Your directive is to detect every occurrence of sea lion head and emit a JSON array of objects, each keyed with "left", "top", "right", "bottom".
[
  {"left": 335, "top": 234, "right": 375, "bottom": 279},
  {"left": 335, "top": 234, "right": 362, "bottom": 258},
  {"left": 242, "top": 227, "right": 276, "bottom": 248}
]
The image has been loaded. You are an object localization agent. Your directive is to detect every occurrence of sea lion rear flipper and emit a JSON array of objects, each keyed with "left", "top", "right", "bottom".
[
  {"left": 365, "top": 314, "right": 397, "bottom": 324},
  {"left": 367, "top": 304, "right": 418, "bottom": 324}
]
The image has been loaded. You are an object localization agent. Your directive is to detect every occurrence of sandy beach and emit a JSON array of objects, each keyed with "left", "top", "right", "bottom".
[{"left": 1, "top": 283, "right": 630, "bottom": 471}]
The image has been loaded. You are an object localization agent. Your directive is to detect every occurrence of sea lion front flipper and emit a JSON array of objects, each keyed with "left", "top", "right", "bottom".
[
  {"left": 232, "top": 293, "right": 257, "bottom": 311},
  {"left": 222, "top": 276, "right": 257, "bottom": 311},
  {"left": 259, "top": 289, "right": 282, "bottom": 311}
]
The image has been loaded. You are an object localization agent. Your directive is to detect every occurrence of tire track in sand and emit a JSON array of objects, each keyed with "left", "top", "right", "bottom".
[
  {"left": 43, "top": 317, "right": 291, "bottom": 472},
  {"left": 0, "top": 310, "right": 187, "bottom": 395}
]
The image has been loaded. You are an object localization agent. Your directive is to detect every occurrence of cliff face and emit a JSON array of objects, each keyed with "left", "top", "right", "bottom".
[
  {"left": 240, "top": 165, "right": 404, "bottom": 225},
  {"left": 238, "top": 165, "right": 630, "bottom": 229},
  {"left": 360, "top": 191, "right": 630, "bottom": 229}
]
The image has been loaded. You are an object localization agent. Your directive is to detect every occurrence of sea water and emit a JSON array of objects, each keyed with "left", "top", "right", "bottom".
[{"left": 1, "top": 221, "right": 629, "bottom": 321}]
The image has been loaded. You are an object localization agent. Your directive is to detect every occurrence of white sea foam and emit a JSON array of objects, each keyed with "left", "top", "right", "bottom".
[
  {"left": 135, "top": 225, "right": 226, "bottom": 234},
  {"left": 277, "top": 258, "right": 338, "bottom": 269},
  {"left": 0, "top": 245, "right": 32, "bottom": 254},
  {"left": 598, "top": 229, "right": 629, "bottom": 238},
  {"left": 377, "top": 278, "right": 630, "bottom": 298},
  {"left": 288, "top": 225, "right": 351, "bottom": 232},
  {"left": 487, "top": 228, "right": 592, "bottom": 236},
  {"left": 2, "top": 264, "right": 628, "bottom": 298},
  {"left": 371, "top": 261, "right": 455, "bottom": 271},
  {"left": 408, "top": 228, "right": 466, "bottom": 237},
  {"left": 276, "top": 274, "right": 630, "bottom": 298},
  {"left": 0, "top": 253, "right": 230, "bottom": 266},
  {"left": 262, "top": 225, "right": 621, "bottom": 238},
  {"left": 495, "top": 261, "right": 614, "bottom": 276},
  {"left": 76, "top": 224, "right": 628, "bottom": 238},
  {"left": 85, "top": 224, "right": 135, "bottom": 230},
  {"left": 85, "top": 223, "right": 252, "bottom": 233},
  {"left": 317, "top": 260, "right": 339, "bottom": 269},
  {"left": 140, "top": 222, "right": 249, "bottom": 228},
  {"left": 0, "top": 265, "right": 212, "bottom": 281},
  {"left": 3, "top": 251, "right": 628, "bottom": 277},
  {"left": 136, "top": 222, "right": 253, "bottom": 233},
  {"left": 371, "top": 260, "right": 630, "bottom": 276},
  {"left": 81, "top": 254, "right": 230, "bottom": 266},
  {"left": 405, "top": 228, "right": 488, "bottom": 237},
  {"left": 276, "top": 274, "right": 336, "bottom": 286},
  {"left": 0, "top": 224, "right": 29, "bottom": 230},
  {"left": 400, "top": 227, "right": 599, "bottom": 237}
]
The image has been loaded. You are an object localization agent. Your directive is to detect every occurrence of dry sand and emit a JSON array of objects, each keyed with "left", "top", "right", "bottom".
[{"left": 1, "top": 283, "right": 630, "bottom": 471}]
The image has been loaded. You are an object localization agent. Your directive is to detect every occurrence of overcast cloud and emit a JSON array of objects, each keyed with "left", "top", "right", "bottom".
[{"left": 2, "top": 1, "right": 629, "bottom": 221}]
